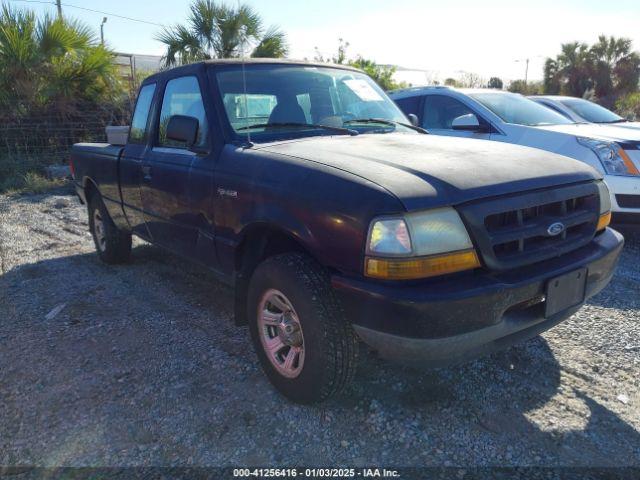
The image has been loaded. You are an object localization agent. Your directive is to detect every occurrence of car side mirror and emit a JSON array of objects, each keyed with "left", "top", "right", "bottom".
[
  {"left": 407, "top": 113, "right": 419, "bottom": 127},
  {"left": 451, "top": 113, "right": 481, "bottom": 131},
  {"left": 166, "top": 115, "right": 199, "bottom": 148}
]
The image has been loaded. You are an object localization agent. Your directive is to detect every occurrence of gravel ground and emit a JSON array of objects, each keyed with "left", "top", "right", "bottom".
[{"left": 0, "top": 188, "right": 639, "bottom": 469}]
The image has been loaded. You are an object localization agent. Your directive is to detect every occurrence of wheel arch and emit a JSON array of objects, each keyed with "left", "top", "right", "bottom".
[
  {"left": 232, "top": 222, "right": 323, "bottom": 326},
  {"left": 83, "top": 177, "right": 101, "bottom": 205}
]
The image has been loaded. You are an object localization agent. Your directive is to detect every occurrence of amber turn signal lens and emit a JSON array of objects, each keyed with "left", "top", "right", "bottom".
[
  {"left": 365, "top": 249, "right": 481, "bottom": 280},
  {"left": 618, "top": 149, "right": 640, "bottom": 176},
  {"left": 597, "top": 211, "right": 611, "bottom": 231}
]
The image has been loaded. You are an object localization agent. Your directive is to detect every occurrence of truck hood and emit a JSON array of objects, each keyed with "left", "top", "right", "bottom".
[
  {"left": 537, "top": 123, "right": 640, "bottom": 143},
  {"left": 259, "top": 133, "right": 600, "bottom": 211}
]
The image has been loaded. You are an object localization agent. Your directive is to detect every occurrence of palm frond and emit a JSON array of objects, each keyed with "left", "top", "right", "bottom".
[
  {"left": 154, "top": 1, "right": 285, "bottom": 61},
  {"left": 189, "top": 0, "right": 217, "bottom": 55},
  {"left": 156, "top": 24, "right": 205, "bottom": 67},
  {"left": 236, "top": 4, "right": 261, "bottom": 38},
  {"left": 0, "top": 3, "right": 125, "bottom": 116},
  {"left": 251, "top": 26, "right": 287, "bottom": 58},
  {"left": 0, "top": 4, "right": 40, "bottom": 104},
  {"left": 0, "top": 4, "right": 38, "bottom": 65},
  {"left": 37, "top": 14, "right": 94, "bottom": 59}
]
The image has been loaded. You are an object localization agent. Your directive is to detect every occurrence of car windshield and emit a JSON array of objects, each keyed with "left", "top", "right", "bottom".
[
  {"left": 559, "top": 97, "right": 625, "bottom": 123},
  {"left": 215, "top": 64, "right": 414, "bottom": 142},
  {"left": 470, "top": 92, "right": 573, "bottom": 126}
]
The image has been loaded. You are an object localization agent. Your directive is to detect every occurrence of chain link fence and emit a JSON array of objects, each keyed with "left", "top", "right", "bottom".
[
  {"left": 1, "top": 107, "right": 130, "bottom": 164},
  {"left": 0, "top": 105, "right": 131, "bottom": 188}
]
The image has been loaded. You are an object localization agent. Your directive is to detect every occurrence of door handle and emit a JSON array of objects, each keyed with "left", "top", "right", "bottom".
[{"left": 142, "top": 165, "right": 152, "bottom": 180}]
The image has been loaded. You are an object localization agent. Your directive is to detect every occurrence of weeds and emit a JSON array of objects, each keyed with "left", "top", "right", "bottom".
[
  {"left": 0, "top": 171, "right": 67, "bottom": 195},
  {"left": 0, "top": 154, "right": 67, "bottom": 194},
  {"left": 20, "top": 172, "right": 66, "bottom": 194}
]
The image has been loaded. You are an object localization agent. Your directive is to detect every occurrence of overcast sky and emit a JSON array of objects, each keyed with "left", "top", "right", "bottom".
[{"left": 10, "top": 0, "right": 640, "bottom": 83}]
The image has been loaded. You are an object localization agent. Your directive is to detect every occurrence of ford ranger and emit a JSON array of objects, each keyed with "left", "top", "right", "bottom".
[{"left": 70, "top": 59, "right": 623, "bottom": 404}]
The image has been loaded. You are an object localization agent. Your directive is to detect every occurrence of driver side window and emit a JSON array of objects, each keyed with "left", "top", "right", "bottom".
[
  {"left": 422, "top": 95, "right": 475, "bottom": 130},
  {"left": 158, "top": 76, "right": 208, "bottom": 148}
]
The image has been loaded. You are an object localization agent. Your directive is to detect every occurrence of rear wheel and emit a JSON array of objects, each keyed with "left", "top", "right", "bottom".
[
  {"left": 247, "top": 253, "right": 358, "bottom": 404},
  {"left": 88, "top": 193, "right": 131, "bottom": 264}
]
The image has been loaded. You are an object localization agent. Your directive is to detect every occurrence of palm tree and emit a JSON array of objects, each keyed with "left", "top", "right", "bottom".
[
  {"left": 487, "top": 77, "right": 503, "bottom": 89},
  {"left": 591, "top": 35, "right": 634, "bottom": 70},
  {"left": 156, "top": 0, "right": 288, "bottom": 67},
  {"left": 0, "top": 4, "right": 122, "bottom": 117},
  {"left": 542, "top": 58, "right": 560, "bottom": 94},
  {"left": 590, "top": 35, "right": 640, "bottom": 98},
  {"left": 556, "top": 42, "right": 593, "bottom": 97}
]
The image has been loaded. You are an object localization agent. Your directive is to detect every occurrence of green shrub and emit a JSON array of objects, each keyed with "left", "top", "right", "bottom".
[{"left": 615, "top": 92, "right": 640, "bottom": 120}]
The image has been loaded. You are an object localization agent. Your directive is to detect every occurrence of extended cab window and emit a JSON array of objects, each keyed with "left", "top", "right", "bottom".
[
  {"left": 158, "top": 76, "right": 208, "bottom": 148},
  {"left": 223, "top": 93, "right": 278, "bottom": 130},
  {"left": 222, "top": 93, "right": 312, "bottom": 129},
  {"left": 129, "top": 83, "right": 156, "bottom": 143},
  {"left": 422, "top": 95, "right": 474, "bottom": 130}
]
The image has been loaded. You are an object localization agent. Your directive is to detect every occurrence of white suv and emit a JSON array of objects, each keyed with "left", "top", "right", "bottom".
[{"left": 390, "top": 87, "right": 640, "bottom": 224}]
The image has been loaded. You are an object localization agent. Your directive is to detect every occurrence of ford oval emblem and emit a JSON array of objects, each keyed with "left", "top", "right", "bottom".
[{"left": 547, "top": 222, "right": 565, "bottom": 236}]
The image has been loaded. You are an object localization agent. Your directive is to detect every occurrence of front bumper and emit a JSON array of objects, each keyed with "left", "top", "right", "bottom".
[
  {"left": 332, "top": 228, "right": 623, "bottom": 367},
  {"left": 605, "top": 174, "right": 640, "bottom": 223}
]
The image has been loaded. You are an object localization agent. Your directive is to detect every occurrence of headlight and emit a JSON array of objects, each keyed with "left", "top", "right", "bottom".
[
  {"left": 595, "top": 181, "right": 612, "bottom": 231},
  {"left": 365, "top": 208, "right": 480, "bottom": 279},
  {"left": 577, "top": 137, "right": 640, "bottom": 176},
  {"left": 367, "top": 218, "right": 412, "bottom": 255}
]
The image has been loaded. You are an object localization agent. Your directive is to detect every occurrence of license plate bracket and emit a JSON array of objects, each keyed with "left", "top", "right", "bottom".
[{"left": 545, "top": 268, "right": 587, "bottom": 318}]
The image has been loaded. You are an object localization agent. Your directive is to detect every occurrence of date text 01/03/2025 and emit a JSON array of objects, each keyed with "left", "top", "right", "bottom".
[{"left": 232, "top": 468, "right": 400, "bottom": 477}]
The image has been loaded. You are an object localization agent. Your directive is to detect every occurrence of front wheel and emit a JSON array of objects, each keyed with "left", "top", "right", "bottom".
[{"left": 247, "top": 253, "right": 359, "bottom": 404}]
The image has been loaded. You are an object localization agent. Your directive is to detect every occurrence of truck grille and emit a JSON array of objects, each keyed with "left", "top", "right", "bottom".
[{"left": 458, "top": 183, "right": 600, "bottom": 271}]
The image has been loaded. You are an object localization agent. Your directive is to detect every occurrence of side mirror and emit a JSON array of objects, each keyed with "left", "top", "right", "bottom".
[
  {"left": 407, "top": 113, "right": 419, "bottom": 127},
  {"left": 166, "top": 115, "right": 199, "bottom": 148},
  {"left": 451, "top": 113, "right": 481, "bottom": 131}
]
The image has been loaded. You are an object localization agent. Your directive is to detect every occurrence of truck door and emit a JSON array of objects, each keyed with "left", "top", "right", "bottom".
[
  {"left": 421, "top": 94, "right": 491, "bottom": 140},
  {"left": 140, "top": 75, "right": 218, "bottom": 265},
  {"left": 120, "top": 82, "right": 156, "bottom": 237}
]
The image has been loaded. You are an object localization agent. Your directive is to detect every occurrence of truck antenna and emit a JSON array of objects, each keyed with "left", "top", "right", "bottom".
[{"left": 239, "top": 25, "right": 252, "bottom": 147}]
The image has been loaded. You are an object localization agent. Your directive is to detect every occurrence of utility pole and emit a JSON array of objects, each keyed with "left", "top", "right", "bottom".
[
  {"left": 56, "top": 0, "right": 62, "bottom": 18},
  {"left": 515, "top": 58, "right": 530, "bottom": 86},
  {"left": 100, "top": 17, "right": 107, "bottom": 45}
]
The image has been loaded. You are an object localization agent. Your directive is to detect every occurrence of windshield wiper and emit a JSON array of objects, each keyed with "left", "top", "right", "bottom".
[
  {"left": 344, "top": 118, "right": 427, "bottom": 134},
  {"left": 601, "top": 119, "right": 628, "bottom": 124},
  {"left": 237, "top": 122, "right": 358, "bottom": 136}
]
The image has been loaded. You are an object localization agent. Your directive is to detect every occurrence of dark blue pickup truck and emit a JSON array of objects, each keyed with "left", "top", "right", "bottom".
[{"left": 71, "top": 59, "right": 623, "bottom": 403}]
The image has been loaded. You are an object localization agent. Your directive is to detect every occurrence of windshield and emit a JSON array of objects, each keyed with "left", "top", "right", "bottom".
[
  {"left": 470, "top": 92, "right": 573, "bottom": 126},
  {"left": 559, "top": 97, "right": 625, "bottom": 123},
  {"left": 215, "top": 64, "right": 413, "bottom": 142}
]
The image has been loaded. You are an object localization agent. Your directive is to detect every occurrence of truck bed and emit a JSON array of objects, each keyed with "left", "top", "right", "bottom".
[
  {"left": 71, "top": 142, "right": 125, "bottom": 218},
  {"left": 71, "top": 142, "right": 123, "bottom": 161}
]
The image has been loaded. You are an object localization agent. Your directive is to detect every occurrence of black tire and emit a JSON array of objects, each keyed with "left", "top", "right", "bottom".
[
  {"left": 88, "top": 193, "right": 132, "bottom": 264},
  {"left": 247, "top": 253, "right": 359, "bottom": 404}
]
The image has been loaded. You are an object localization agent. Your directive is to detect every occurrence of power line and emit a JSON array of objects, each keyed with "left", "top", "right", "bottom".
[{"left": 9, "top": 0, "right": 167, "bottom": 27}]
